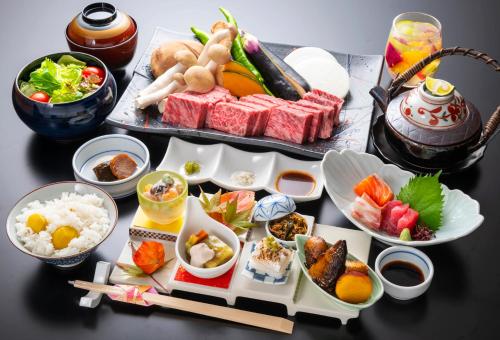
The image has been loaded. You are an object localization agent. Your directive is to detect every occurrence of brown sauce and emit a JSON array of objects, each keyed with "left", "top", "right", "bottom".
[
  {"left": 275, "top": 170, "right": 316, "bottom": 196},
  {"left": 381, "top": 260, "right": 424, "bottom": 287}
]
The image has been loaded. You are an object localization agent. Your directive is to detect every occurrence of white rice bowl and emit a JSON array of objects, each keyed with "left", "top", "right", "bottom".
[{"left": 15, "top": 192, "right": 111, "bottom": 257}]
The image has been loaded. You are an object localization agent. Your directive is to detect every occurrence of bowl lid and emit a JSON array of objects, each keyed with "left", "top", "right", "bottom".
[
  {"left": 386, "top": 85, "right": 482, "bottom": 146},
  {"left": 253, "top": 194, "right": 296, "bottom": 222},
  {"left": 67, "top": 2, "right": 136, "bottom": 48}
]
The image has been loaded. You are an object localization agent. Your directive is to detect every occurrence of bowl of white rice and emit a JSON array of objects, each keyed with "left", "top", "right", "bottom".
[{"left": 6, "top": 181, "right": 118, "bottom": 268}]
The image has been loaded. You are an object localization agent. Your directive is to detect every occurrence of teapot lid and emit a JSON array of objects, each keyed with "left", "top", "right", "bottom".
[{"left": 386, "top": 83, "right": 482, "bottom": 146}]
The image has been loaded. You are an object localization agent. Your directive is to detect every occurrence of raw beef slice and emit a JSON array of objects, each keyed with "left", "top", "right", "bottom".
[
  {"left": 296, "top": 99, "right": 336, "bottom": 139},
  {"left": 287, "top": 103, "right": 323, "bottom": 143},
  {"left": 237, "top": 101, "right": 272, "bottom": 136},
  {"left": 206, "top": 102, "right": 260, "bottom": 136},
  {"left": 264, "top": 105, "right": 312, "bottom": 144}
]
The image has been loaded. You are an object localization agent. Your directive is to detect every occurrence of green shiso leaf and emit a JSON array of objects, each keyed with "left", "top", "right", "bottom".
[{"left": 396, "top": 170, "right": 444, "bottom": 231}]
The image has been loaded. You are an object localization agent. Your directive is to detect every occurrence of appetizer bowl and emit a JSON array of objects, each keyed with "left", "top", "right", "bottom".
[
  {"left": 73, "top": 134, "right": 150, "bottom": 199},
  {"left": 137, "top": 171, "right": 187, "bottom": 225},
  {"left": 265, "top": 212, "right": 313, "bottom": 249},
  {"left": 321, "top": 149, "right": 484, "bottom": 246},
  {"left": 176, "top": 196, "right": 240, "bottom": 279},
  {"left": 295, "top": 235, "right": 384, "bottom": 311},
  {"left": 375, "top": 246, "right": 434, "bottom": 300},
  {"left": 5, "top": 181, "right": 118, "bottom": 268},
  {"left": 65, "top": 3, "right": 138, "bottom": 69},
  {"left": 12, "top": 52, "right": 117, "bottom": 140}
]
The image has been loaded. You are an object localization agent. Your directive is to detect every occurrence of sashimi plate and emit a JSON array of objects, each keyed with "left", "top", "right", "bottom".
[
  {"left": 157, "top": 137, "right": 324, "bottom": 202},
  {"left": 106, "top": 27, "right": 384, "bottom": 159},
  {"left": 321, "top": 149, "right": 484, "bottom": 246}
]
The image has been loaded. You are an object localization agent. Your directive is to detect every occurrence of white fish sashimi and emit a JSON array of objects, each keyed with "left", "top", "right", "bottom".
[
  {"left": 290, "top": 57, "right": 350, "bottom": 99},
  {"left": 284, "top": 47, "right": 339, "bottom": 66},
  {"left": 351, "top": 193, "right": 382, "bottom": 230}
]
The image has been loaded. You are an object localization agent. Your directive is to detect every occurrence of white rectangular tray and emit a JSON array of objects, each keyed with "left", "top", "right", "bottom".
[{"left": 110, "top": 219, "right": 371, "bottom": 325}]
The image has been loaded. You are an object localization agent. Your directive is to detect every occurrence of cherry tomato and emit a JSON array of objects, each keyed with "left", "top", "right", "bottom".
[
  {"left": 82, "top": 66, "right": 105, "bottom": 85},
  {"left": 29, "top": 91, "right": 50, "bottom": 103}
]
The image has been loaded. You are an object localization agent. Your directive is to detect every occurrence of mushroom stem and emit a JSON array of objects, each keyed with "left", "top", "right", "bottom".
[
  {"left": 135, "top": 81, "right": 186, "bottom": 109},
  {"left": 197, "top": 26, "right": 236, "bottom": 66}
]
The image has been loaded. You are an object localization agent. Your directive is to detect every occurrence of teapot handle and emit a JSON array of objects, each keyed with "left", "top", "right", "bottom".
[
  {"left": 387, "top": 47, "right": 500, "bottom": 99},
  {"left": 475, "top": 105, "right": 500, "bottom": 149}
]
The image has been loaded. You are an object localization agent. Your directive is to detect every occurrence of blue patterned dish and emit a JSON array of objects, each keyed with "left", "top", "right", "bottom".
[
  {"left": 242, "top": 243, "right": 291, "bottom": 285},
  {"left": 253, "top": 194, "right": 296, "bottom": 222}
]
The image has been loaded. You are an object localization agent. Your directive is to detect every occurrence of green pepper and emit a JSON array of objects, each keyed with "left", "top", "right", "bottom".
[
  {"left": 218, "top": 7, "right": 269, "bottom": 90},
  {"left": 190, "top": 26, "right": 210, "bottom": 45}
]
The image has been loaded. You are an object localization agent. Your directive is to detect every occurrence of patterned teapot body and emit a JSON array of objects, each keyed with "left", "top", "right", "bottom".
[{"left": 385, "top": 83, "right": 482, "bottom": 155}]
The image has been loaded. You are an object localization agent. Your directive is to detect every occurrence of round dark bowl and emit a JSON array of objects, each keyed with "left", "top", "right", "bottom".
[
  {"left": 12, "top": 52, "right": 117, "bottom": 140},
  {"left": 65, "top": 17, "right": 138, "bottom": 70}
]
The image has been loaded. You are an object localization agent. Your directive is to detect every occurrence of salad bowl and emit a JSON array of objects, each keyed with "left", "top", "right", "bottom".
[
  {"left": 295, "top": 235, "right": 384, "bottom": 311},
  {"left": 12, "top": 51, "right": 117, "bottom": 140},
  {"left": 321, "top": 149, "right": 484, "bottom": 246}
]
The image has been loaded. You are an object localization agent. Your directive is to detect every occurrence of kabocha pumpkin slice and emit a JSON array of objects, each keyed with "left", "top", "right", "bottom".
[
  {"left": 335, "top": 271, "right": 373, "bottom": 304},
  {"left": 132, "top": 241, "right": 165, "bottom": 275},
  {"left": 219, "top": 71, "right": 267, "bottom": 97},
  {"left": 219, "top": 60, "right": 257, "bottom": 80}
]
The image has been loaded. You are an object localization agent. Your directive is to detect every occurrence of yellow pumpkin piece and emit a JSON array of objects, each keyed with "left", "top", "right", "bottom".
[
  {"left": 335, "top": 272, "right": 373, "bottom": 304},
  {"left": 52, "top": 226, "right": 79, "bottom": 250},
  {"left": 219, "top": 71, "right": 266, "bottom": 97},
  {"left": 26, "top": 213, "right": 48, "bottom": 233},
  {"left": 162, "top": 188, "right": 178, "bottom": 201},
  {"left": 220, "top": 61, "right": 257, "bottom": 80},
  {"left": 144, "top": 184, "right": 153, "bottom": 193}
]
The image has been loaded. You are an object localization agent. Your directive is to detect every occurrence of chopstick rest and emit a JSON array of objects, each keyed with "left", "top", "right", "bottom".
[{"left": 78, "top": 261, "right": 111, "bottom": 308}]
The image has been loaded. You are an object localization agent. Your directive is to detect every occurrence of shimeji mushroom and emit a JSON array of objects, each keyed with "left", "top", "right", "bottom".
[
  {"left": 183, "top": 44, "right": 232, "bottom": 93},
  {"left": 197, "top": 25, "right": 237, "bottom": 66},
  {"left": 137, "top": 50, "right": 197, "bottom": 100},
  {"left": 135, "top": 50, "right": 197, "bottom": 109}
]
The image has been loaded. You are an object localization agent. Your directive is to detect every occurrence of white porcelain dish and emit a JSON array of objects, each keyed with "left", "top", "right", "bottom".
[
  {"left": 265, "top": 213, "right": 314, "bottom": 249},
  {"left": 72, "top": 134, "right": 150, "bottom": 199},
  {"left": 6, "top": 181, "right": 118, "bottom": 268},
  {"left": 158, "top": 137, "right": 324, "bottom": 202},
  {"left": 175, "top": 196, "right": 240, "bottom": 279},
  {"left": 375, "top": 246, "right": 433, "bottom": 300},
  {"left": 253, "top": 194, "right": 296, "bottom": 222},
  {"left": 321, "top": 149, "right": 484, "bottom": 246}
]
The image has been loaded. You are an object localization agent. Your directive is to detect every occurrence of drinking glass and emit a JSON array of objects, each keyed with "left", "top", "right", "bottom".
[{"left": 385, "top": 12, "right": 442, "bottom": 87}]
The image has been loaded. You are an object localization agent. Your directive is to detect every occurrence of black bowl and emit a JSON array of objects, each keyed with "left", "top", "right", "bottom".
[{"left": 12, "top": 52, "right": 117, "bottom": 140}]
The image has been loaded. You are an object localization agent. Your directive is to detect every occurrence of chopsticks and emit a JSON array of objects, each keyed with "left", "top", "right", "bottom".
[{"left": 69, "top": 280, "right": 294, "bottom": 334}]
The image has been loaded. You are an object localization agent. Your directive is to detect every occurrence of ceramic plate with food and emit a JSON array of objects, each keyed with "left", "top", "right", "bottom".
[
  {"left": 158, "top": 137, "right": 324, "bottom": 202},
  {"left": 321, "top": 149, "right": 484, "bottom": 246}
]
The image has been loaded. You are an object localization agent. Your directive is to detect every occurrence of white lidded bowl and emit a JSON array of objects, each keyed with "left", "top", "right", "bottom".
[
  {"left": 375, "top": 246, "right": 434, "bottom": 300},
  {"left": 5, "top": 181, "right": 118, "bottom": 268},
  {"left": 175, "top": 196, "right": 240, "bottom": 279},
  {"left": 72, "top": 134, "right": 150, "bottom": 199},
  {"left": 321, "top": 149, "right": 484, "bottom": 246}
]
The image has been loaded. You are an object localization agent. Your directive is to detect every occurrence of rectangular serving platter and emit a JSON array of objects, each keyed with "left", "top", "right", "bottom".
[
  {"left": 109, "top": 208, "right": 372, "bottom": 325},
  {"left": 106, "top": 27, "right": 384, "bottom": 159}
]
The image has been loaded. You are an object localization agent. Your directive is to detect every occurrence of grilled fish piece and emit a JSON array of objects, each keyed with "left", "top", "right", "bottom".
[
  {"left": 308, "top": 240, "right": 347, "bottom": 294},
  {"left": 304, "top": 236, "right": 328, "bottom": 268}
]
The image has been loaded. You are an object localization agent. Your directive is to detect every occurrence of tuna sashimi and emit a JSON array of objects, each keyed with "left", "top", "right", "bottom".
[
  {"left": 381, "top": 200, "right": 403, "bottom": 233},
  {"left": 351, "top": 193, "right": 382, "bottom": 230},
  {"left": 353, "top": 174, "right": 394, "bottom": 207},
  {"left": 386, "top": 203, "right": 409, "bottom": 236},
  {"left": 397, "top": 208, "right": 419, "bottom": 235}
]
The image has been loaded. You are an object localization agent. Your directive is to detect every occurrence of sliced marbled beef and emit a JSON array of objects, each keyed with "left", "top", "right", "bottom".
[
  {"left": 264, "top": 105, "right": 313, "bottom": 144},
  {"left": 287, "top": 103, "right": 322, "bottom": 143},
  {"left": 206, "top": 102, "right": 261, "bottom": 136},
  {"left": 296, "top": 99, "right": 336, "bottom": 139}
]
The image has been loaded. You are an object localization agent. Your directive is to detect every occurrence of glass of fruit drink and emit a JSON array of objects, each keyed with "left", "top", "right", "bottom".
[{"left": 385, "top": 12, "right": 442, "bottom": 87}]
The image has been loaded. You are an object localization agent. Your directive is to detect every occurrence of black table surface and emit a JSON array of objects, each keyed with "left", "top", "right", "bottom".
[{"left": 2, "top": 1, "right": 499, "bottom": 339}]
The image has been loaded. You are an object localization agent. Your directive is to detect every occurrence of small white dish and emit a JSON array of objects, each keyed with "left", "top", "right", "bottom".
[
  {"left": 5, "top": 181, "right": 118, "bottom": 268},
  {"left": 265, "top": 213, "right": 314, "bottom": 248},
  {"left": 175, "top": 196, "right": 240, "bottom": 279},
  {"left": 158, "top": 137, "right": 323, "bottom": 202},
  {"left": 321, "top": 149, "right": 484, "bottom": 246},
  {"left": 72, "top": 134, "right": 150, "bottom": 199},
  {"left": 242, "top": 242, "right": 292, "bottom": 285},
  {"left": 375, "top": 246, "right": 433, "bottom": 300}
]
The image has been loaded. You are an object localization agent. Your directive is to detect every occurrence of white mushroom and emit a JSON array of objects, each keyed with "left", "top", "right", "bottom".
[
  {"left": 137, "top": 50, "right": 197, "bottom": 99},
  {"left": 197, "top": 25, "right": 237, "bottom": 66},
  {"left": 157, "top": 73, "right": 187, "bottom": 112}
]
